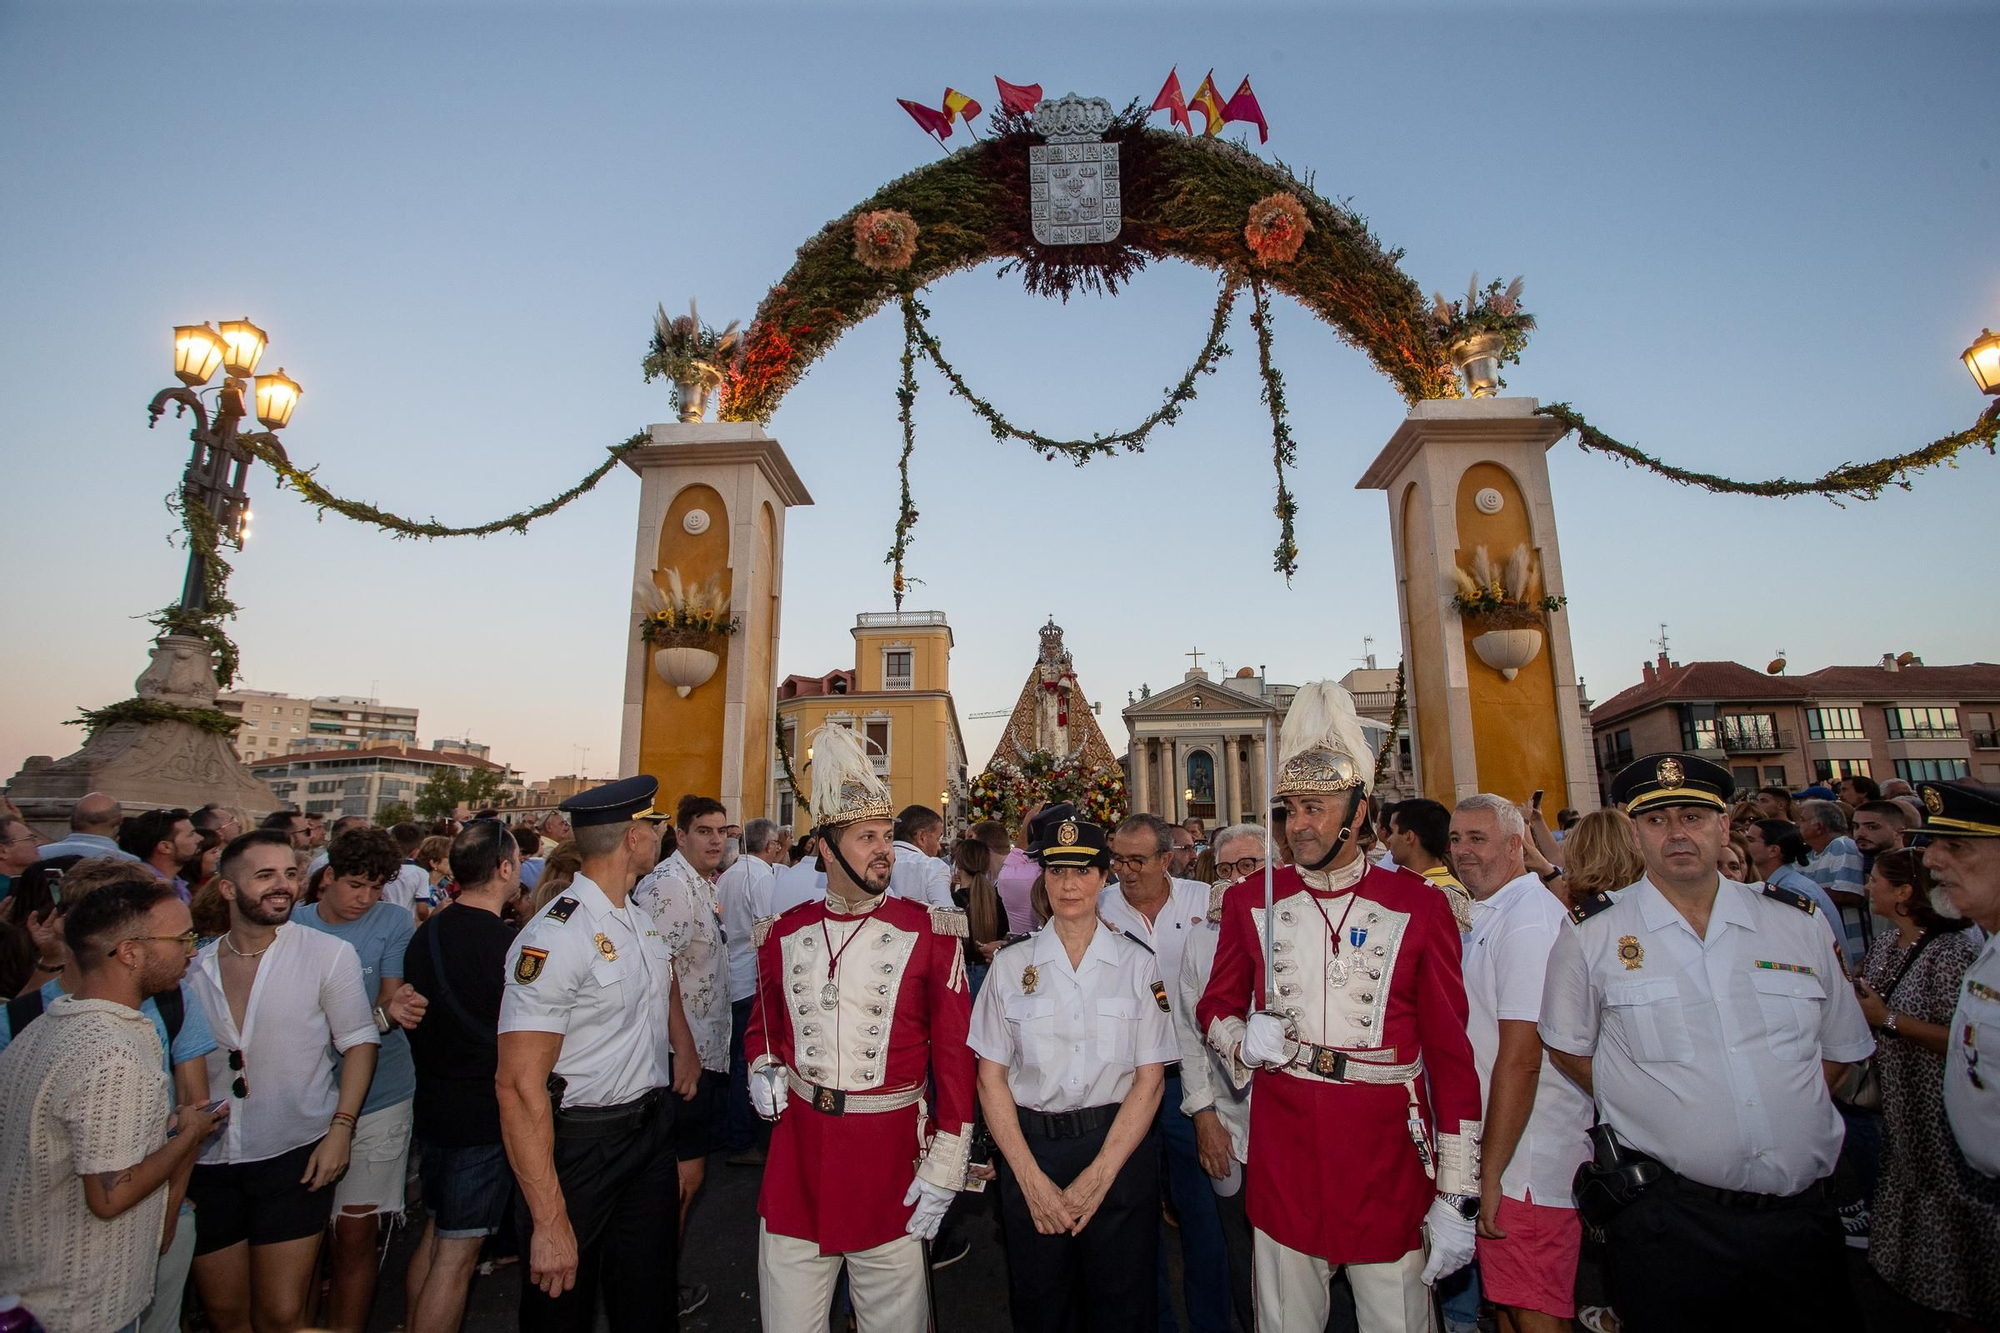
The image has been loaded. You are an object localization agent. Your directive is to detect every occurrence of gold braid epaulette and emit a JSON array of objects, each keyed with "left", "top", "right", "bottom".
[
  {"left": 1206, "top": 881, "right": 1229, "bottom": 924},
  {"left": 928, "top": 906, "right": 969, "bottom": 939},
  {"left": 751, "top": 914, "right": 780, "bottom": 947}
]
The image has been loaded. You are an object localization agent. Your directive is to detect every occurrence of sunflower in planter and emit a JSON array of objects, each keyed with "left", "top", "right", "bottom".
[{"left": 635, "top": 568, "right": 740, "bottom": 697}]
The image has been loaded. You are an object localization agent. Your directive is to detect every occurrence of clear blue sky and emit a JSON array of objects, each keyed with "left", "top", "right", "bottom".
[{"left": 3, "top": 1, "right": 1995, "bottom": 787}]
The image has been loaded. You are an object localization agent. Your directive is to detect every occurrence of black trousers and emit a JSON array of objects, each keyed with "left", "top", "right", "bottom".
[
  {"left": 517, "top": 1091, "right": 680, "bottom": 1333},
  {"left": 1603, "top": 1175, "right": 1858, "bottom": 1333},
  {"left": 998, "top": 1116, "right": 1160, "bottom": 1333}
]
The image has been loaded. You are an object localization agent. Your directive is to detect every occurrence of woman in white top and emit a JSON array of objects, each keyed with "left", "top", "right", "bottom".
[{"left": 967, "top": 815, "right": 1176, "bottom": 1333}]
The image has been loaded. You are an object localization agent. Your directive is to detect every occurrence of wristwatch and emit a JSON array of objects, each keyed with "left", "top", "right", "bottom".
[
  {"left": 1439, "top": 1192, "right": 1479, "bottom": 1220},
  {"left": 373, "top": 1005, "right": 391, "bottom": 1033},
  {"left": 1883, "top": 1011, "right": 1901, "bottom": 1037}
]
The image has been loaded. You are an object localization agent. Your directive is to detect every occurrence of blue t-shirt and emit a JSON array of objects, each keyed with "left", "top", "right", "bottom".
[
  {"left": 0, "top": 979, "right": 218, "bottom": 1072},
  {"left": 292, "top": 900, "right": 418, "bottom": 1112}
]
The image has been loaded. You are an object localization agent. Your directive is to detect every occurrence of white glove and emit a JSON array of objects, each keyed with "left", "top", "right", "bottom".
[
  {"left": 1240, "top": 1012, "right": 1294, "bottom": 1069},
  {"left": 1420, "top": 1196, "right": 1477, "bottom": 1285},
  {"left": 749, "top": 1065, "right": 788, "bottom": 1120},
  {"left": 902, "top": 1176, "right": 954, "bottom": 1241}
]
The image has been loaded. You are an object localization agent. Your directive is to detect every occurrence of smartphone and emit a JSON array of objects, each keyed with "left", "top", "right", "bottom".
[
  {"left": 1531, "top": 789, "right": 1544, "bottom": 810},
  {"left": 202, "top": 1099, "right": 229, "bottom": 1114}
]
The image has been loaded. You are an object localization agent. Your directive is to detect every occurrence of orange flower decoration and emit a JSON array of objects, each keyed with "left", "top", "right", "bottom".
[
  {"left": 1244, "top": 192, "right": 1311, "bottom": 267},
  {"left": 854, "top": 210, "right": 920, "bottom": 272}
]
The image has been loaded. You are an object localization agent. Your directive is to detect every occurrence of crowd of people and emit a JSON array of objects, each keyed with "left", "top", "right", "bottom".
[{"left": 0, "top": 679, "right": 1996, "bottom": 1333}]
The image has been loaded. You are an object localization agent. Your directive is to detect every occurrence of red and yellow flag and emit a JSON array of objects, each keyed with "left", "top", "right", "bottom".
[
  {"left": 1189, "top": 70, "right": 1226, "bottom": 137},
  {"left": 942, "top": 87, "right": 983, "bottom": 131},
  {"left": 1151, "top": 66, "right": 1191, "bottom": 134}
]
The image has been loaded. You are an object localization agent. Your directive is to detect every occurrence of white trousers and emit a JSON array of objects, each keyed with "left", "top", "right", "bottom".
[
  {"left": 1252, "top": 1228, "right": 1432, "bottom": 1333},
  {"left": 758, "top": 1220, "right": 929, "bottom": 1333}
]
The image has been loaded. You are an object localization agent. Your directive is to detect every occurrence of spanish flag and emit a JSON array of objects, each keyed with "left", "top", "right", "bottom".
[
  {"left": 1189, "top": 70, "right": 1226, "bottom": 138},
  {"left": 943, "top": 88, "right": 983, "bottom": 132}
]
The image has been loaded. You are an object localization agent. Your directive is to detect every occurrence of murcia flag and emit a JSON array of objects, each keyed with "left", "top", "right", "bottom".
[
  {"left": 1151, "top": 66, "right": 1191, "bottom": 134},
  {"left": 994, "top": 76, "right": 1042, "bottom": 115},
  {"left": 1223, "top": 77, "right": 1268, "bottom": 143}
]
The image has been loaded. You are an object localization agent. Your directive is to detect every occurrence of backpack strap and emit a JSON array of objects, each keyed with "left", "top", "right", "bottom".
[
  {"left": 6, "top": 987, "right": 47, "bottom": 1038},
  {"left": 155, "top": 985, "right": 185, "bottom": 1049}
]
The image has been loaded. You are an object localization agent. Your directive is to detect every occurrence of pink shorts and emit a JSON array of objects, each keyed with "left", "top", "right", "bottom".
[{"left": 1474, "top": 1190, "right": 1580, "bottom": 1318}]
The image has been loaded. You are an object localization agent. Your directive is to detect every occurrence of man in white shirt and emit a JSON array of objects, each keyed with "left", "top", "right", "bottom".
[
  {"left": 716, "top": 817, "right": 784, "bottom": 1163},
  {"left": 889, "top": 805, "right": 957, "bottom": 910},
  {"left": 1449, "top": 795, "right": 1592, "bottom": 1333},
  {"left": 1100, "top": 812, "right": 1229, "bottom": 1333},
  {"left": 183, "top": 830, "right": 379, "bottom": 1333}
]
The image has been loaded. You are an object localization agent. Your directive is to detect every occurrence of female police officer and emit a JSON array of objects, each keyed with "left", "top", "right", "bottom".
[{"left": 967, "top": 813, "right": 1177, "bottom": 1332}]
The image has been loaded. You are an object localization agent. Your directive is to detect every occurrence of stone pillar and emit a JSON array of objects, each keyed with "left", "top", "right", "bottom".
[
  {"left": 1251, "top": 732, "right": 1269, "bottom": 821},
  {"left": 1133, "top": 736, "right": 1152, "bottom": 816},
  {"left": 1216, "top": 735, "right": 1233, "bottom": 826},
  {"left": 1356, "top": 398, "right": 1594, "bottom": 814},
  {"left": 618, "top": 423, "right": 812, "bottom": 823}
]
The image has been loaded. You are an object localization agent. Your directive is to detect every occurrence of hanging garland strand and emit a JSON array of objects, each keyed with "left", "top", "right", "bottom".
[
  {"left": 1249, "top": 277, "right": 1301, "bottom": 580},
  {"left": 1538, "top": 401, "right": 2000, "bottom": 501},
  {"left": 898, "top": 280, "right": 1236, "bottom": 465},
  {"left": 231, "top": 431, "right": 651, "bottom": 539},
  {"left": 775, "top": 727, "right": 810, "bottom": 825},
  {"left": 1373, "top": 661, "right": 1407, "bottom": 788},
  {"left": 887, "top": 303, "right": 922, "bottom": 609}
]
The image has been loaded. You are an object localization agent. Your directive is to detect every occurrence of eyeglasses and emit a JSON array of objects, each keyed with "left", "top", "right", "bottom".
[
  {"left": 1109, "top": 854, "right": 1163, "bottom": 869},
  {"left": 110, "top": 930, "right": 201, "bottom": 956},
  {"left": 227, "top": 1048, "right": 249, "bottom": 1099},
  {"left": 1218, "top": 856, "right": 1267, "bottom": 879}
]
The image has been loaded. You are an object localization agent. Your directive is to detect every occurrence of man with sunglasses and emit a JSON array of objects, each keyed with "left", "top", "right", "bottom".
[{"left": 183, "top": 829, "right": 380, "bottom": 1333}]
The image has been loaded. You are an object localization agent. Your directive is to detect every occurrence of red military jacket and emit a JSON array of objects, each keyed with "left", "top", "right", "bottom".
[
  {"left": 1196, "top": 861, "right": 1482, "bottom": 1263},
  {"left": 745, "top": 892, "right": 975, "bottom": 1254}
]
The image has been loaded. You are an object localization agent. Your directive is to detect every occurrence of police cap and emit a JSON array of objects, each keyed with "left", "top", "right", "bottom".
[
  {"left": 1610, "top": 752, "right": 1733, "bottom": 816},
  {"left": 1913, "top": 780, "right": 2000, "bottom": 839},
  {"left": 558, "top": 775, "right": 665, "bottom": 827},
  {"left": 1032, "top": 815, "right": 1111, "bottom": 870}
]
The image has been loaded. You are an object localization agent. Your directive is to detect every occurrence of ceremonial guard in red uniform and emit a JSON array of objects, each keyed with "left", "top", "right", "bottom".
[
  {"left": 1197, "top": 682, "right": 1482, "bottom": 1332},
  {"left": 744, "top": 724, "right": 975, "bottom": 1331}
]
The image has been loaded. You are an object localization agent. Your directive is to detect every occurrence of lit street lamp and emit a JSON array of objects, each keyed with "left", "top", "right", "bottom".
[
  {"left": 149, "top": 319, "right": 301, "bottom": 612},
  {"left": 1965, "top": 328, "right": 2000, "bottom": 397}
]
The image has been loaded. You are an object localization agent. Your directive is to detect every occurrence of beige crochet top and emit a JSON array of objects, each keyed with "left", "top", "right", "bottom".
[{"left": 0, "top": 995, "right": 171, "bottom": 1333}]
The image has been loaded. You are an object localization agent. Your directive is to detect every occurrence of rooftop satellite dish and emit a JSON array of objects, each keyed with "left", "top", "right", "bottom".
[
  {"left": 1766, "top": 656, "right": 1787, "bottom": 675},
  {"left": 1896, "top": 651, "right": 1916, "bottom": 667}
]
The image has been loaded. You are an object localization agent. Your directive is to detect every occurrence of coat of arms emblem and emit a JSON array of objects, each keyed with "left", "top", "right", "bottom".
[{"left": 1029, "top": 93, "right": 1121, "bottom": 246}]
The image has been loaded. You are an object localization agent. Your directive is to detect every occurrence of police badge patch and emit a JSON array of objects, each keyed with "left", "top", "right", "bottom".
[
  {"left": 1022, "top": 964, "right": 1040, "bottom": 995},
  {"left": 515, "top": 947, "right": 549, "bottom": 984},
  {"left": 1655, "top": 757, "right": 1684, "bottom": 789},
  {"left": 1618, "top": 936, "right": 1644, "bottom": 970},
  {"left": 595, "top": 933, "right": 617, "bottom": 962}
]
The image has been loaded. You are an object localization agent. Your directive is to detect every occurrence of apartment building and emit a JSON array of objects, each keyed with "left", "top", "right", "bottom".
[
  {"left": 1590, "top": 653, "right": 2000, "bottom": 799},
  {"left": 250, "top": 743, "right": 514, "bottom": 820},
  {"left": 217, "top": 690, "right": 419, "bottom": 764}
]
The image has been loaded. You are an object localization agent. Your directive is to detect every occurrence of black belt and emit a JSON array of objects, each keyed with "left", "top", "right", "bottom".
[
  {"left": 552, "top": 1088, "right": 668, "bottom": 1140},
  {"left": 1019, "top": 1104, "right": 1118, "bottom": 1140},
  {"left": 1660, "top": 1169, "right": 1826, "bottom": 1212}
]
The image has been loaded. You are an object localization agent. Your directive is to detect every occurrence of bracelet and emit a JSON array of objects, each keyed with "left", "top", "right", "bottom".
[{"left": 328, "top": 1112, "right": 358, "bottom": 1133}]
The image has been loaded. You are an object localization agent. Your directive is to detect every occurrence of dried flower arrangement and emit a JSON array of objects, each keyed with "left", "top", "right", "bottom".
[{"left": 1449, "top": 543, "right": 1567, "bottom": 628}]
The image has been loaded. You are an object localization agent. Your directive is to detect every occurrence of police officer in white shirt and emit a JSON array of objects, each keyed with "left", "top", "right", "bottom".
[
  {"left": 889, "top": 804, "right": 958, "bottom": 910},
  {"left": 1540, "top": 754, "right": 1873, "bottom": 1332},
  {"left": 1098, "top": 811, "right": 1229, "bottom": 1333},
  {"left": 1910, "top": 779, "right": 2000, "bottom": 1177},
  {"left": 498, "top": 777, "right": 701, "bottom": 1332},
  {"left": 970, "top": 814, "right": 1177, "bottom": 1332}
]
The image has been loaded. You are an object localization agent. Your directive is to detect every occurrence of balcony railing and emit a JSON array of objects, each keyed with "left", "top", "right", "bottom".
[{"left": 1720, "top": 726, "right": 1791, "bottom": 753}]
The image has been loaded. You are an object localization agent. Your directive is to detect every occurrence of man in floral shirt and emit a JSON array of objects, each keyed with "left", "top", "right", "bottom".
[{"left": 633, "top": 793, "right": 732, "bottom": 1318}]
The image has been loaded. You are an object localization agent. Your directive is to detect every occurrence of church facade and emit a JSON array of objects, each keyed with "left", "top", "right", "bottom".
[{"left": 1121, "top": 663, "right": 1414, "bottom": 827}]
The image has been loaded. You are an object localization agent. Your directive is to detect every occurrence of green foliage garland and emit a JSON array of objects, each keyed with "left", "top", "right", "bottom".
[
  {"left": 68, "top": 697, "right": 240, "bottom": 738},
  {"left": 1249, "top": 278, "right": 1301, "bottom": 580},
  {"left": 775, "top": 727, "right": 809, "bottom": 825},
  {"left": 1538, "top": 402, "right": 2000, "bottom": 501},
  {"left": 153, "top": 488, "right": 242, "bottom": 689},
  {"left": 887, "top": 303, "right": 921, "bottom": 608},
  {"left": 1373, "top": 662, "right": 1406, "bottom": 788},
  {"left": 899, "top": 282, "right": 1236, "bottom": 464}
]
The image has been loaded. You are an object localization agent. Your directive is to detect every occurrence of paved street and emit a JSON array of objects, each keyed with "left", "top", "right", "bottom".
[{"left": 366, "top": 1149, "right": 1031, "bottom": 1333}]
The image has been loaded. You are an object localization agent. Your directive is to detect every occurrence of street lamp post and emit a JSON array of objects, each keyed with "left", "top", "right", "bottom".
[{"left": 148, "top": 319, "right": 301, "bottom": 613}]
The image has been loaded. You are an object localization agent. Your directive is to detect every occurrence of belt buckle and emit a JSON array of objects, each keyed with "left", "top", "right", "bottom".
[
  {"left": 1051, "top": 1110, "right": 1076, "bottom": 1138},
  {"left": 813, "top": 1085, "right": 846, "bottom": 1116},
  {"left": 1311, "top": 1047, "right": 1347, "bottom": 1080}
]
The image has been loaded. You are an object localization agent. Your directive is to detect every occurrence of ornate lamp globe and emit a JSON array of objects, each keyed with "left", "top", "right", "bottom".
[
  {"left": 1964, "top": 328, "right": 2000, "bottom": 396},
  {"left": 173, "top": 324, "right": 226, "bottom": 388},
  {"left": 254, "top": 367, "right": 302, "bottom": 429},
  {"left": 218, "top": 318, "right": 268, "bottom": 377}
]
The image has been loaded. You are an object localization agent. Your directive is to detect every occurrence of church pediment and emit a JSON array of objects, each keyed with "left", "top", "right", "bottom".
[{"left": 1124, "top": 675, "right": 1279, "bottom": 720}]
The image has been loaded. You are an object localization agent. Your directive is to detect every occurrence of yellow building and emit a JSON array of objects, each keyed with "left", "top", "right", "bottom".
[{"left": 772, "top": 611, "right": 968, "bottom": 830}]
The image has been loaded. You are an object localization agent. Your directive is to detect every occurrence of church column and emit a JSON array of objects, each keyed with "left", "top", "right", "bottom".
[
  {"left": 1170, "top": 740, "right": 1185, "bottom": 822},
  {"left": 1216, "top": 734, "right": 1233, "bottom": 826},
  {"left": 1134, "top": 735, "right": 1152, "bottom": 816},
  {"left": 1251, "top": 732, "right": 1268, "bottom": 821}
]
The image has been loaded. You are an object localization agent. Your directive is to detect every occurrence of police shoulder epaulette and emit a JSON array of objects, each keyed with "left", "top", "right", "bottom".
[
  {"left": 1119, "top": 929, "right": 1156, "bottom": 955},
  {"left": 543, "top": 896, "right": 581, "bottom": 924},
  {"left": 994, "top": 932, "right": 1035, "bottom": 954},
  {"left": 928, "top": 906, "right": 969, "bottom": 939},
  {"left": 1206, "top": 880, "right": 1229, "bottom": 924},
  {"left": 751, "top": 913, "right": 780, "bottom": 948},
  {"left": 1568, "top": 891, "right": 1616, "bottom": 925},
  {"left": 1760, "top": 883, "right": 1817, "bottom": 915}
]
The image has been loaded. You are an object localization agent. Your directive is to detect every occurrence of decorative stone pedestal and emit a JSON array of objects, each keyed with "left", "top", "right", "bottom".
[
  {"left": 1357, "top": 398, "right": 1595, "bottom": 813},
  {"left": 617, "top": 423, "right": 812, "bottom": 822},
  {"left": 7, "top": 635, "right": 278, "bottom": 837}
]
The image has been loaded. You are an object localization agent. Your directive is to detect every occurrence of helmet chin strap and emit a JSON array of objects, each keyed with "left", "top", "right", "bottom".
[
  {"left": 818, "top": 825, "right": 881, "bottom": 903},
  {"left": 1299, "top": 787, "right": 1367, "bottom": 874}
]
